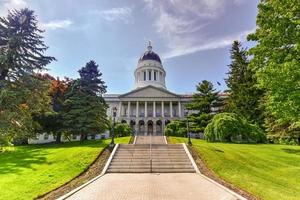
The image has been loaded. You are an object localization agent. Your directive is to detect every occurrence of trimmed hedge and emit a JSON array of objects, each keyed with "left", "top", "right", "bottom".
[{"left": 204, "top": 112, "right": 266, "bottom": 143}]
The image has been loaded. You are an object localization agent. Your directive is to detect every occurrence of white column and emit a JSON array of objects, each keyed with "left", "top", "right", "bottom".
[
  {"left": 153, "top": 101, "right": 156, "bottom": 117},
  {"left": 127, "top": 101, "right": 131, "bottom": 117},
  {"left": 145, "top": 101, "right": 147, "bottom": 117},
  {"left": 158, "top": 71, "right": 160, "bottom": 82},
  {"left": 178, "top": 101, "right": 182, "bottom": 117},
  {"left": 136, "top": 101, "right": 139, "bottom": 117},
  {"left": 147, "top": 70, "right": 149, "bottom": 81},
  {"left": 151, "top": 70, "right": 154, "bottom": 81},
  {"left": 162, "top": 101, "right": 164, "bottom": 117},
  {"left": 170, "top": 101, "right": 173, "bottom": 118},
  {"left": 118, "top": 102, "right": 122, "bottom": 117}
]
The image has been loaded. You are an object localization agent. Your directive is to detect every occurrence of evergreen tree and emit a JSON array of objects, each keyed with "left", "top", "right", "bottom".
[
  {"left": 0, "top": 8, "right": 55, "bottom": 83},
  {"left": 34, "top": 74, "right": 72, "bottom": 143},
  {"left": 187, "top": 80, "right": 224, "bottom": 132},
  {"left": 0, "top": 9, "right": 54, "bottom": 145},
  {"left": 225, "top": 41, "right": 264, "bottom": 126},
  {"left": 248, "top": 1, "right": 300, "bottom": 143},
  {"left": 62, "top": 61, "right": 108, "bottom": 141}
]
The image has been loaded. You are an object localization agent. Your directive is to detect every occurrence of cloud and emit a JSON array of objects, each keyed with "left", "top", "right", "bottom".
[
  {"left": 42, "top": 20, "right": 73, "bottom": 30},
  {"left": 143, "top": 0, "right": 252, "bottom": 59},
  {"left": 0, "top": 0, "right": 27, "bottom": 15},
  {"left": 92, "top": 7, "right": 133, "bottom": 24},
  {"left": 162, "top": 29, "right": 255, "bottom": 59}
]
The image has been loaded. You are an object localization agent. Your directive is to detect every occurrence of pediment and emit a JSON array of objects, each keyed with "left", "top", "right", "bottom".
[{"left": 120, "top": 86, "right": 179, "bottom": 98}]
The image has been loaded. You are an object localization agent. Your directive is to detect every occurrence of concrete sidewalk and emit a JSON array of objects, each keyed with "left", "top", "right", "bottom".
[{"left": 64, "top": 173, "right": 243, "bottom": 200}]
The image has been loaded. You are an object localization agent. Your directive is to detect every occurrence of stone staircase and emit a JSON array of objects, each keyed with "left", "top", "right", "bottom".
[{"left": 106, "top": 143, "right": 196, "bottom": 173}]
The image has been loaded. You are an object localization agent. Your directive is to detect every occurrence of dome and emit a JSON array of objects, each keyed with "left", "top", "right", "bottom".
[
  {"left": 138, "top": 41, "right": 162, "bottom": 64},
  {"left": 134, "top": 41, "right": 166, "bottom": 89},
  {"left": 139, "top": 51, "right": 162, "bottom": 63}
]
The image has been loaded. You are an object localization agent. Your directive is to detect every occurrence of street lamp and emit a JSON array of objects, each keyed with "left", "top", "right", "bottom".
[
  {"left": 184, "top": 109, "right": 192, "bottom": 146},
  {"left": 110, "top": 107, "right": 117, "bottom": 147}
]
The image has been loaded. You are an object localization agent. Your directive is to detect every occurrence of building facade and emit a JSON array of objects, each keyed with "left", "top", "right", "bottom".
[{"left": 104, "top": 42, "right": 192, "bottom": 135}]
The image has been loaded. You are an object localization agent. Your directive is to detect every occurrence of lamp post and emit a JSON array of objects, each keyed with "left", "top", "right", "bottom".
[
  {"left": 110, "top": 107, "right": 117, "bottom": 147},
  {"left": 184, "top": 109, "right": 192, "bottom": 146}
]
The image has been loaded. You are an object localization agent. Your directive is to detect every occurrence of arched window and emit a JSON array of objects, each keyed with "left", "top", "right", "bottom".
[
  {"left": 154, "top": 71, "right": 157, "bottom": 81},
  {"left": 144, "top": 71, "right": 146, "bottom": 81},
  {"left": 149, "top": 70, "right": 151, "bottom": 80}
]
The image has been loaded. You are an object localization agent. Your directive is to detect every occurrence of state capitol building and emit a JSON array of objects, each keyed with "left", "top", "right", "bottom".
[{"left": 104, "top": 42, "right": 193, "bottom": 135}]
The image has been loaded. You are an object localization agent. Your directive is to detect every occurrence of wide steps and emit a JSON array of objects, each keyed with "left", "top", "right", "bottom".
[
  {"left": 107, "top": 168, "right": 196, "bottom": 173},
  {"left": 107, "top": 142, "right": 196, "bottom": 173}
]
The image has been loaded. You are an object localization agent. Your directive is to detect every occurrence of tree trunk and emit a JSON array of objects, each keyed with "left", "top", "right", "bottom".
[
  {"left": 55, "top": 133, "right": 61, "bottom": 143},
  {"left": 298, "top": 137, "right": 300, "bottom": 145},
  {"left": 80, "top": 134, "right": 87, "bottom": 142}
]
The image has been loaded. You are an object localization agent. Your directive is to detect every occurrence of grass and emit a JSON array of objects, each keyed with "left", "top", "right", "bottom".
[
  {"left": 0, "top": 137, "right": 131, "bottom": 200},
  {"left": 169, "top": 137, "right": 300, "bottom": 200}
]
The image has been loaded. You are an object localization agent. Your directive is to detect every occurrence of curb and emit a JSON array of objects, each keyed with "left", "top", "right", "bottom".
[
  {"left": 182, "top": 143, "right": 201, "bottom": 174},
  {"left": 56, "top": 144, "right": 119, "bottom": 200},
  {"left": 197, "top": 173, "right": 247, "bottom": 200}
]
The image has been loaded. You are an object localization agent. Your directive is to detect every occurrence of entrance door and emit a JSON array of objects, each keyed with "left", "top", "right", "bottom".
[{"left": 147, "top": 121, "right": 153, "bottom": 135}]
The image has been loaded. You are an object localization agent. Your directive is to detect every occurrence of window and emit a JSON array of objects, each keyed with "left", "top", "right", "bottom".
[
  {"left": 144, "top": 71, "right": 146, "bottom": 80},
  {"left": 44, "top": 134, "right": 49, "bottom": 140},
  {"left": 72, "top": 134, "right": 77, "bottom": 140},
  {"left": 149, "top": 70, "right": 151, "bottom": 80},
  {"left": 154, "top": 71, "right": 157, "bottom": 81}
]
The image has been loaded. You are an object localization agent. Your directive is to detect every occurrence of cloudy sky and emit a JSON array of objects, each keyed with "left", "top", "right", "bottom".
[{"left": 0, "top": 0, "right": 259, "bottom": 94}]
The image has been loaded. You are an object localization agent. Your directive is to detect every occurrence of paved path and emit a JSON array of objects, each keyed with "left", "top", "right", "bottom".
[
  {"left": 65, "top": 173, "right": 241, "bottom": 200},
  {"left": 135, "top": 136, "right": 166, "bottom": 144}
]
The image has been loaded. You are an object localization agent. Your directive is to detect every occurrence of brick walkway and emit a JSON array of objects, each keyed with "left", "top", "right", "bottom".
[{"left": 64, "top": 173, "right": 242, "bottom": 200}]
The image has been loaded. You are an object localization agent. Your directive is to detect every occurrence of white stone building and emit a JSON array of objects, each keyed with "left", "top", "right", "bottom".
[{"left": 104, "top": 42, "right": 193, "bottom": 135}]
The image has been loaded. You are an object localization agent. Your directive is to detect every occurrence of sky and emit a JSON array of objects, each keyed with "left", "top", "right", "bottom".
[{"left": 0, "top": 0, "right": 259, "bottom": 94}]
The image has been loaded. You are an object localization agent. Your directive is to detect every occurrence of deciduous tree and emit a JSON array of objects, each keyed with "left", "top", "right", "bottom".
[{"left": 248, "top": 0, "right": 300, "bottom": 143}]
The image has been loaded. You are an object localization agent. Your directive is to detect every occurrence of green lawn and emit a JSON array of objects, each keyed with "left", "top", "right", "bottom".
[
  {"left": 0, "top": 137, "right": 130, "bottom": 200},
  {"left": 169, "top": 137, "right": 300, "bottom": 200}
]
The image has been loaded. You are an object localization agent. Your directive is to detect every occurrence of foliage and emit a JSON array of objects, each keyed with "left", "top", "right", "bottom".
[
  {"left": 225, "top": 41, "right": 264, "bottom": 126},
  {"left": 169, "top": 137, "right": 300, "bottom": 200},
  {"left": 0, "top": 137, "right": 131, "bottom": 200},
  {"left": 62, "top": 61, "right": 108, "bottom": 141},
  {"left": 0, "top": 74, "right": 51, "bottom": 145},
  {"left": 187, "top": 80, "right": 224, "bottom": 132},
  {"left": 164, "top": 120, "right": 187, "bottom": 137},
  {"left": 247, "top": 1, "right": 300, "bottom": 141},
  {"left": 34, "top": 74, "right": 72, "bottom": 142},
  {"left": 0, "top": 9, "right": 54, "bottom": 145},
  {"left": 0, "top": 8, "right": 55, "bottom": 82},
  {"left": 204, "top": 112, "right": 266, "bottom": 143},
  {"left": 114, "top": 122, "right": 133, "bottom": 137}
]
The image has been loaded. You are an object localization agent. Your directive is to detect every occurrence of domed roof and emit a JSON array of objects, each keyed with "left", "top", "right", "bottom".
[{"left": 138, "top": 41, "right": 162, "bottom": 64}]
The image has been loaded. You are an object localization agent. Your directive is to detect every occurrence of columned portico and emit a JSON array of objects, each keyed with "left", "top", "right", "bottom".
[{"left": 104, "top": 42, "right": 193, "bottom": 136}]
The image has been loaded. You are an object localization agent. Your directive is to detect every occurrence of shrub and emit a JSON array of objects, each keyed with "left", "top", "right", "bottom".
[
  {"left": 164, "top": 120, "right": 187, "bottom": 137},
  {"left": 204, "top": 112, "right": 266, "bottom": 143},
  {"left": 114, "top": 123, "right": 132, "bottom": 137}
]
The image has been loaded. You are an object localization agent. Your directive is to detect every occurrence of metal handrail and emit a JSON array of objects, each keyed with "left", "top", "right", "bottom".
[{"left": 150, "top": 131, "right": 152, "bottom": 173}]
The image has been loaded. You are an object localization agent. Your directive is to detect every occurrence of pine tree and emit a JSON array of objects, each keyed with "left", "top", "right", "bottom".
[
  {"left": 187, "top": 80, "right": 224, "bottom": 132},
  {"left": 225, "top": 41, "right": 264, "bottom": 126},
  {"left": 62, "top": 61, "right": 108, "bottom": 141},
  {"left": 0, "top": 8, "right": 55, "bottom": 83}
]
